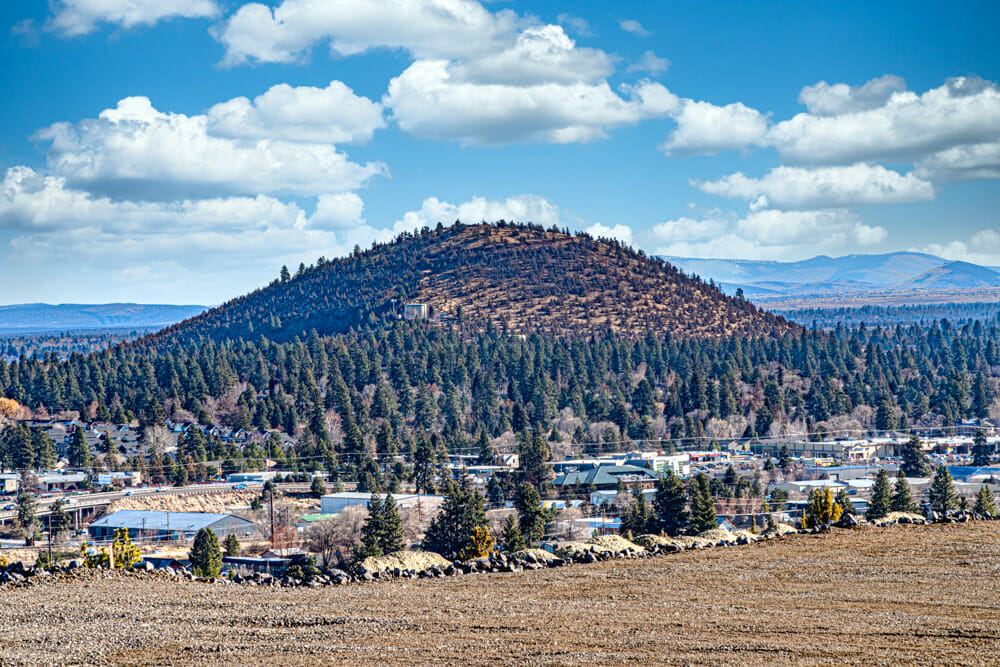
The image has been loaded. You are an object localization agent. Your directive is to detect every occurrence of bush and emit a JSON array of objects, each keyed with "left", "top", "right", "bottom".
[{"left": 803, "top": 487, "right": 842, "bottom": 528}]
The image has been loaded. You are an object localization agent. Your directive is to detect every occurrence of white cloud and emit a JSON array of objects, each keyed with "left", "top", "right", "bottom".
[
  {"left": 206, "top": 81, "right": 384, "bottom": 145},
  {"left": 385, "top": 60, "right": 677, "bottom": 145},
  {"left": 585, "top": 223, "right": 633, "bottom": 246},
  {"left": 922, "top": 229, "right": 1000, "bottom": 267},
  {"left": 659, "top": 100, "right": 769, "bottom": 155},
  {"left": 768, "top": 76, "right": 1000, "bottom": 164},
  {"left": 695, "top": 164, "right": 936, "bottom": 210},
  {"left": 797, "top": 75, "right": 907, "bottom": 116},
  {"left": 619, "top": 19, "right": 651, "bottom": 36},
  {"left": 556, "top": 13, "right": 592, "bottom": 37},
  {"left": 627, "top": 51, "right": 670, "bottom": 76},
  {"left": 914, "top": 142, "right": 1000, "bottom": 183},
  {"left": 652, "top": 208, "right": 887, "bottom": 261},
  {"left": 394, "top": 194, "right": 562, "bottom": 233},
  {"left": 48, "top": 0, "right": 218, "bottom": 36},
  {"left": 651, "top": 215, "right": 732, "bottom": 243},
  {"left": 35, "top": 96, "right": 386, "bottom": 200},
  {"left": 214, "top": 0, "right": 518, "bottom": 65},
  {"left": 451, "top": 25, "right": 613, "bottom": 86},
  {"left": 0, "top": 165, "right": 393, "bottom": 302},
  {"left": 311, "top": 193, "right": 366, "bottom": 229}
]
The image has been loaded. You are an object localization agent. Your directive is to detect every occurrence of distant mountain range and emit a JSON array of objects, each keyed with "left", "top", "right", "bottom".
[
  {"left": 0, "top": 303, "right": 208, "bottom": 333},
  {"left": 663, "top": 252, "right": 1000, "bottom": 298}
]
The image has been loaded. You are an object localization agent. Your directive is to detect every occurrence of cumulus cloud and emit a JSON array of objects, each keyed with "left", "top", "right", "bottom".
[
  {"left": 659, "top": 100, "right": 769, "bottom": 155},
  {"left": 214, "top": 0, "right": 517, "bottom": 65},
  {"left": 652, "top": 208, "right": 887, "bottom": 261},
  {"left": 450, "top": 25, "right": 613, "bottom": 86},
  {"left": 797, "top": 75, "right": 907, "bottom": 116},
  {"left": 206, "top": 81, "right": 384, "bottom": 145},
  {"left": 695, "top": 164, "right": 936, "bottom": 210},
  {"left": 627, "top": 51, "right": 670, "bottom": 76},
  {"left": 914, "top": 142, "right": 1000, "bottom": 183},
  {"left": 48, "top": 0, "right": 218, "bottom": 36},
  {"left": 34, "top": 96, "right": 386, "bottom": 200},
  {"left": 585, "top": 223, "right": 633, "bottom": 246},
  {"left": 768, "top": 76, "right": 1000, "bottom": 165},
  {"left": 311, "top": 193, "right": 366, "bottom": 229},
  {"left": 394, "top": 194, "right": 562, "bottom": 233},
  {"left": 385, "top": 60, "right": 677, "bottom": 145},
  {"left": 922, "top": 229, "right": 1000, "bottom": 267},
  {"left": 619, "top": 19, "right": 651, "bottom": 36},
  {"left": 0, "top": 165, "right": 397, "bottom": 302}
]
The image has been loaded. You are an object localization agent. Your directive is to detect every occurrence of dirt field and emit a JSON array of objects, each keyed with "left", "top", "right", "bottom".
[{"left": 2, "top": 522, "right": 1000, "bottom": 665}]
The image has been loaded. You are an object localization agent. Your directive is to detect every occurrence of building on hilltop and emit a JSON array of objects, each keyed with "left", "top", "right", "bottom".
[{"left": 403, "top": 303, "right": 429, "bottom": 320}]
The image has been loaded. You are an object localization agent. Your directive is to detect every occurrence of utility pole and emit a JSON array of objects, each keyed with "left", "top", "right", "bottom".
[
  {"left": 269, "top": 490, "right": 275, "bottom": 550},
  {"left": 47, "top": 513, "right": 52, "bottom": 565}
]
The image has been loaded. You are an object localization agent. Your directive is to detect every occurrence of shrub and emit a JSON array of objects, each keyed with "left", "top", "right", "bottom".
[{"left": 803, "top": 487, "right": 843, "bottom": 528}]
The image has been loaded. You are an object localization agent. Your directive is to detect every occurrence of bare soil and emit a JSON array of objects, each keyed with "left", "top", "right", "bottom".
[{"left": 2, "top": 522, "right": 1000, "bottom": 665}]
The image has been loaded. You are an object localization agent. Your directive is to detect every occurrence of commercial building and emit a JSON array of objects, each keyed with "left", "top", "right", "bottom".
[
  {"left": 88, "top": 510, "right": 255, "bottom": 542},
  {"left": 320, "top": 492, "right": 444, "bottom": 515}
]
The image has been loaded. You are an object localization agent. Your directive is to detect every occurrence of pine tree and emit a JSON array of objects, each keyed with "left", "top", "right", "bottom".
[
  {"left": 423, "top": 483, "right": 488, "bottom": 559},
  {"left": 890, "top": 471, "right": 917, "bottom": 513},
  {"left": 189, "top": 527, "right": 222, "bottom": 577},
  {"left": 652, "top": 470, "right": 689, "bottom": 535},
  {"left": 68, "top": 427, "right": 92, "bottom": 468},
  {"left": 514, "top": 482, "right": 545, "bottom": 547},
  {"left": 223, "top": 533, "right": 241, "bottom": 556},
  {"left": 900, "top": 437, "right": 932, "bottom": 477},
  {"left": 358, "top": 494, "right": 386, "bottom": 560},
  {"left": 928, "top": 466, "right": 959, "bottom": 515},
  {"left": 687, "top": 473, "right": 717, "bottom": 534},
  {"left": 834, "top": 488, "right": 854, "bottom": 516},
  {"left": 971, "top": 430, "right": 991, "bottom": 467},
  {"left": 16, "top": 489, "right": 37, "bottom": 545},
  {"left": 866, "top": 470, "right": 892, "bottom": 520},
  {"left": 310, "top": 475, "right": 327, "bottom": 498},
  {"left": 518, "top": 430, "right": 552, "bottom": 491},
  {"left": 476, "top": 428, "right": 493, "bottom": 465},
  {"left": 500, "top": 514, "right": 526, "bottom": 552},
  {"left": 973, "top": 485, "right": 996, "bottom": 516},
  {"left": 380, "top": 493, "right": 405, "bottom": 554},
  {"left": 621, "top": 491, "right": 656, "bottom": 536}
]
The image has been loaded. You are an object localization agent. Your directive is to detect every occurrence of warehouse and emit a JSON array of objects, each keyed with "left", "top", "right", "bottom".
[
  {"left": 320, "top": 492, "right": 444, "bottom": 515},
  {"left": 88, "top": 510, "right": 255, "bottom": 542}
]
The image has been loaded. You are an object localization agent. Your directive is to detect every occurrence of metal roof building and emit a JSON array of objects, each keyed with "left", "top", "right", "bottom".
[{"left": 88, "top": 510, "right": 255, "bottom": 542}]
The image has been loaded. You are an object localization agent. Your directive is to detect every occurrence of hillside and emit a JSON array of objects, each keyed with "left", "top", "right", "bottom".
[
  {"left": 152, "top": 222, "right": 792, "bottom": 343},
  {"left": 895, "top": 261, "right": 1000, "bottom": 290},
  {"left": 0, "top": 303, "right": 207, "bottom": 333},
  {"left": 665, "top": 252, "right": 946, "bottom": 290}
]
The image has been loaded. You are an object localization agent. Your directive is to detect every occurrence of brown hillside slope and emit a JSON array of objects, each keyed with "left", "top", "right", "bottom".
[{"left": 152, "top": 222, "right": 793, "bottom": 343}]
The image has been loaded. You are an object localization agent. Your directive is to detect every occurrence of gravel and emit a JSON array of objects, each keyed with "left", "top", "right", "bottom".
[{"left": 1, "top": 522, "right": 999, "bottom": 665}]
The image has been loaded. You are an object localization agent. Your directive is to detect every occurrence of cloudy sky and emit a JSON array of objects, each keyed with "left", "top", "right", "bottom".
[{"left": 1, "top": 0, "right": 998, "bottom": 304}]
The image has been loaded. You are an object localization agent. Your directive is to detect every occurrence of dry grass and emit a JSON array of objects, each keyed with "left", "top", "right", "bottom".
[{"left": 2, "top": 522, "right": 1000, "bottom": 665}]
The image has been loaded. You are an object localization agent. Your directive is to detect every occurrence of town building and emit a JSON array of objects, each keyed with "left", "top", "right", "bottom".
[{"left": 88, "top": 510, "right": 255, "bottom": 542}]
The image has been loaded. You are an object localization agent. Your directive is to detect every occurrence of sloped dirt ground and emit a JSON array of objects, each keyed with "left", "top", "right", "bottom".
[{"left": 2, "top": 522, "right": 999, "bottom": 665}]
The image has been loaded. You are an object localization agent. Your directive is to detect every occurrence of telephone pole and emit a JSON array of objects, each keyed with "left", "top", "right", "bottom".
[{"left": 269, "top": 490, "right": 275, "bottom": 549}]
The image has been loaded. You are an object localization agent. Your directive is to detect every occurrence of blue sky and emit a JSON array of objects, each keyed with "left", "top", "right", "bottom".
[{"left": 1, "top": 0, "right": 998, "bottom": 304}]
